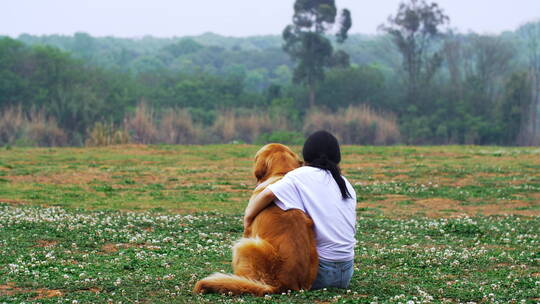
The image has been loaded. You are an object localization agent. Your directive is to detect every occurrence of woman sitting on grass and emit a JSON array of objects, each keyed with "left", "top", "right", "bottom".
[{"left": 244, "top": 130, "right": 357, "bottom": 289}]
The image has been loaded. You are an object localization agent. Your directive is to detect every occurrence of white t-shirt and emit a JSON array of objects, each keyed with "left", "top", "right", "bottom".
[{"left": 267, "top": 166, "right": 357, "bottom": 262}]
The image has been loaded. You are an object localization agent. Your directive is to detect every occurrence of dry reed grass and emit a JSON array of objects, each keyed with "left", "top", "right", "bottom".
[
  {"left": 211, "top": 110, "right": 278, "bottom": 143},
  {"left": 160, "top": 109, "right": 202, "bottom": 144},
  {"left": 1, "top": 103, "right": 402, "bottom": 146},
  {"left": 0, "top": 106, "right": 25, "bottom": 145},
  {"left": 85, "top": 122, "right": 130, "bottom": 147},
  {"left": 303, "top": 105, "right": 400, "bottom": 145},
  {"left": 122, "top": 104, "right": 206, "bottom": 144},
  {"left": 123, "top": 103, "right": 159, "bottom": 144},
  {"left": 0, "top": 106, "right": 67, "bottom": 146}
]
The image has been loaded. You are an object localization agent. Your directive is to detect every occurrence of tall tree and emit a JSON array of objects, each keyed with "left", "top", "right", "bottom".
[
  {"left": 283, "top": 0, "right": 352, "bottom": 107},
  {"left": 502, "top": 72, "right": 532, "bottom": 145},
  {"left": 462, "top": 34, "right": 514, "bottom": 117},
  {"left": 379, "top": 0, "right": 449, "bottom": 112},
  {"left": 517, "top": 21, "right": 540, "bottom": 145}
]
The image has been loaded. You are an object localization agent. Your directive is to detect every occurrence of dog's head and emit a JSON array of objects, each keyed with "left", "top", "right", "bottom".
[{"left": 253, "top": 143, "right": 302, "bottom": 184}]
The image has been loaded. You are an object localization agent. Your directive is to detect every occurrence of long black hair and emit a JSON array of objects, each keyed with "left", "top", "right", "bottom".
[{"left": 302, "top": 130, "right": 352, "bottom": 200}]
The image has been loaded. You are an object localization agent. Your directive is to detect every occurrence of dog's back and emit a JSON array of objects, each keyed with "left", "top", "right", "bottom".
[{"left": 247, "top": 204, "right": 318, "bottom": 291}]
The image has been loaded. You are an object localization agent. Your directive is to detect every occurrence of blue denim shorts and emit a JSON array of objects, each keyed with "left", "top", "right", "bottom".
[{"left": 311, "top": 259, "right": 354, "bottom": 290}]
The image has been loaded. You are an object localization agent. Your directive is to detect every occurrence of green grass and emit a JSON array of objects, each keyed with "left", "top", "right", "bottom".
[
  {"left": 0, "top": 144, "right": 539, "bottom": 303},
  {"left": 0, "top": 205, "right": 538, "bottom": 303},
  {"left": 1, "top": 145, "right": 539, "bottom": 213}
]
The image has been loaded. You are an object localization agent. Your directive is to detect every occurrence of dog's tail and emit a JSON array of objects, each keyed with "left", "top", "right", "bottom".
[{"left": 193, "top": 273, "right": 278, "bottom": 296}]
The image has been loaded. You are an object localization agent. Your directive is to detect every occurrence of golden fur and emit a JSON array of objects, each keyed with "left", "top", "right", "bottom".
[{"left": 193, "top": 143, "right": 318, "bottom": 296}]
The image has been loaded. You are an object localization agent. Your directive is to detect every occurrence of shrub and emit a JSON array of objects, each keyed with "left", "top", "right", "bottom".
[
  {"left": 233, "top": 112, "right": 273, "bottom": 143},
  {"left": 401, "top": 116, "right": 433, "bottom": 145},
  {"left": 124, "top": 103, "right": 159, "bottom": 144},
  {"left": 86, "top": 122, "right": 130, "bottom": 147},
  {"left": 211, "top": 110, "right": 282, "bottom": 143},
  {"left": 211, "top": 111, "right": 237, "bottom": 143},
  {"left": 159, "top": 109, "right": 203, "bottom": 144},
  {"left": 256, "top": 131, "right": 305, "bottom": 145},
  {"left": 0, "top": 106, "right": 25, "bottom": 145},
  {"left": 0, "top": 106, "right": 67, "bottom": 147},
  {"left": 26, "top": 109, "right": 68, "bottom": 146},
  {"left": 303, "top": 105, "right": 400, "bottom": 145}
]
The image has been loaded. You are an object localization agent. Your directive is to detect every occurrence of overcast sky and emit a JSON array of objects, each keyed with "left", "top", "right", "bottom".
[{"left": 2, "top": 0, "right": 540, "bottom": 38}]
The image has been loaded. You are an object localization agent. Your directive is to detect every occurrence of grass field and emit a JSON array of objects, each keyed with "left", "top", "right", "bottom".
[{"left": 0, "top": 144, "right": 539, "bottom": 303}]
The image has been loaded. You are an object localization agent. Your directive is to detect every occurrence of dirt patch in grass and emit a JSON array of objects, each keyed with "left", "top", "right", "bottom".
[
  {"left": 0, "top": 282, "right": 21, "bottom": 296},
  {"left": 390, "top": 174, "right": 410, "bottom": 180},
  {"left": 416, "top": 198, "right": 464, "bottom": 214},
  {"left": 385, "top": 194, "right": 410, "bottom": 201},
  {"left": 0, "top": 282, "right": 62, "bottom": 299},
  {"left": 101, "top": 243, "right": 162, "bottom": 253},
  {"left": 99, "top": 144, "right": 157, "bottom": 155},
  {"left": 342, "top": 162, "right": 383, "bottom": 169},
  {"left": 0, "top": 198, "right": 30, "bottom": 205},
  {"left": 361, "top": 198, "right": 540, "bottom": 218},
  {"left": 101, "top": 243, "right": 121, "bottom": 253},
  {"left": 35, "top": 240, "right": 59, "bottom": 248},
  {"left": 7, "top": 172, "right": 111, "bottom": 185},
  {"left": 409, "top": 198, "right": 466, "bottom": 217},
  {"left": 481, "top": 200, "right": 537, "bottom": 216},
  {"left": 450, "top": 172, "right": 531, "bottom": 187},
  {"left": 31, "top": 289, "right": 63, "bottom": 300},
  {"left": 452, "top": 176, "right": 478, "bottom": 187}
]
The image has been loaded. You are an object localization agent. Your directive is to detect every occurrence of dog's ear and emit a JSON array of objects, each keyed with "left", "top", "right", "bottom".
[
  {"left": 285, "top": 149, "right": 303, "bottom": 168},
  {"left": 253, "top": 153, "right": 267, "bottom": 181},
  {"left": 254, "top": 145, "right": 280, "bottom": 182}
]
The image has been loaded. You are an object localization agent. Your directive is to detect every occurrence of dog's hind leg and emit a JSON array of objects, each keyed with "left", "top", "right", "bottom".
[{"left": 232, "top": 237, "right": 281, "bottom": 285}]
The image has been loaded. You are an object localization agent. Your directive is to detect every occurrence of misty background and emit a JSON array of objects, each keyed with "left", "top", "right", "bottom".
[
  {"left": 0, "top": 0, "right": 539, "bottom": 147},
  {"left": 3, "top": 0, "right": 540, "bottom": 37}
]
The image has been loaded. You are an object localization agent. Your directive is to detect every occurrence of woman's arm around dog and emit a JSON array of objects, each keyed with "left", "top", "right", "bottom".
[{"left": 244, "top": 188, "right": 275, "bottom": 229}]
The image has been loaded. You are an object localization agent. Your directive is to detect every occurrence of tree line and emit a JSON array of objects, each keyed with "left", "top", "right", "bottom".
[{"left": 1, "top": 0, "right": 539, "bottom": 146}]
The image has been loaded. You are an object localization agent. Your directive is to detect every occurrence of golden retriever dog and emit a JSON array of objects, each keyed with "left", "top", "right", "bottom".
[{"left": 193, "top": 143, "right": 318, "bottom": 296}]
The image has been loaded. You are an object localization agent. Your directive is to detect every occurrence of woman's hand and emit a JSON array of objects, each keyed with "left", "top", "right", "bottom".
[{"left": 243, "top": 214, "right": 254, "bottom": 230}]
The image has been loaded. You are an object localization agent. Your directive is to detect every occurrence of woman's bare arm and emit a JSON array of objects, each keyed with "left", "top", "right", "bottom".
[{"left": 243, "top": 187, "right": 276, "bottom": 229}]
